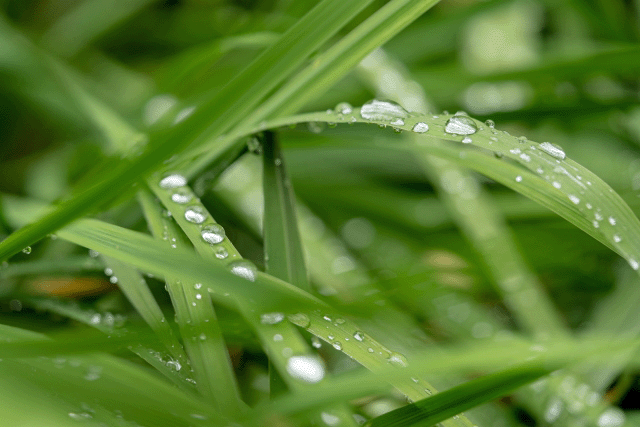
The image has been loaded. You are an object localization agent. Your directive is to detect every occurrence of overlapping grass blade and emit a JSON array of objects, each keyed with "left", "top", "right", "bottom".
[{"left": 0, "top": 0, "right": 375, "bottom": 261}]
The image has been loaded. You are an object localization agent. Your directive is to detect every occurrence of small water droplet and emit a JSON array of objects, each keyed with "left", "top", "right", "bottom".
[
  {"left": 462, "top": 136, "right": 472, "bottom": 144},
  {"left": 569, "top": 195, "right": 580, "bottom": 204},
  {"left": 445, "top": 115, "right": 478, "bottom": 135},
  {"left": 335, "top": 102, "right": 353, "bottom": 115},
  {"left": 184, "top": 206, "right": 207, "bottom": 224},
  {"left": 515, "top": 176, "right": 522, "bottom": 182},
  {"left": 613, "top": 234, "right": 621, "bottom": 243},
  {"left": 485, "top": 119, "right": 495, "bottom": 128},
  {"left": 609, "top": 216, "right": 616, "bottom": 225},
  {"left": 332, "top": 342, "right": 342, "bottom": 350},
  {"left": 353, "top": 331, "right": 364, "bottom": 341},
  {"left": 630, "top": 259, "right": 639, "bottom": 270},
  {"left": 159, "top": 174, "right": 187, "bottom": 189},
  {"left": 412, "top": 122, "right": 429, "bottom": 133},
  {"left": 552, "top": 181, "right": 561, "bottom": 189},
  {"left": 390, "top": 118, "right": 405, "bottom": 126},
  {"left": 22, "top": 246, "right": 31, "bottom": 254},
  {"left": 539, "top": 142, "right": 566, "bottom": 160},
  {"left": 229, "top": 260, "right": 257, "bottom": 281},
  {"left": 214, "top": 246, "right": 228, "bottom": 259},
  {"left": 201, "top": 224, "right": 225, "bottom": 244},
  {"left": 360, "top": 99, "right": 409, "bottom": 121},
  {"left": 109, "top": 276, "right": 118, "bottom": 284},
  {"left": 312, "top": 337, "right": 322, "bottom": 348},
  {"left": 261, "top": 312, "right": 285, "bottom": 325},
  {"left": 597, "top": 408, "right": 625, "bottom": 427},
  {"left": 286, "top": 355, "right": 325, "bottom": 383},
  {"left": 171, "top": 189, "right": 192, "bottom": 204}
]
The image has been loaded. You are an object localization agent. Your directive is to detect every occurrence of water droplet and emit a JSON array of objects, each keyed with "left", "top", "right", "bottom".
[
  {"left": 159, "top": 174, "right": 187, "bottom": 189},
  {"left": 613, "top": 234, "right": 621, "bottom": 243},
  {"left": 312, "top": 337, "right": 322, "bottom": 348},
  {"left": 171, "top": 189, "right": 192, "bottom": 204},
  {"left": 334, "top": 318, "right": 346, "bottom": 325},
  {"left": 353, "top": 331, "right": 364, "bottom": 341},
  {"left": 321, "top": 412, "right": 341, "bottom": 426},
  {"left": 214, "top": 246, "right": 228, "bottom": 259},
  {"left": 608, "top": 216, "right": 616, "bottom": 226},
  {"left": 445, "top": 115, "right": 478, "bottom": 135},
  {"left": 629, "top": 259, "right": 639, "bottom": 270},
  {"left": 288, "top": 313, "right": 311, "bottom": 328},
  {"left": 515, "top": 176, "right": 522, "bottom": 182},
  {"left": 22, "top": 246, "right": 31, "bottom": 254},
  {"left": 539, "top": 142, "right": 566, "bottom": 160},
  {"left": 569, "top": 195, "right": 580, "bottom": 204},
  {"left": 544, "top": 398, "right": 563, "bottom": 423},
  {"left": 286, "top": 355, "right": 325, "bottom": 383},
  {"left": 201, "top": 224, "right": 225, "bottom": 244},
  {"left": 332, "top": 342, "right": 342, "bottom": 350},
  {"left": 185, "top": 206, "right": 207, "bottom": 224},
  {"left": 273, "top": 334, "right": 283, "bottom": 341},
  {"left": 261, "top": 312, "right": 285, "bottom": 325},
  {"left": 109, "top": 276, "right": 118, "bottom": 284},
  {"left": 335, "top": 102, "right": 353, "bottom": 115},
  {"left": 68, "top": 412, "right": 93, "bottom": 421},
  {"left": 462, "top": 137, "right": 472, "bottom": 143},
  {"left": 597, "top": 408, "right": 625, "bottom": 427},
  {"left": 412, "top": 122, "right": 429, "bottom": 133},
  {"left": 552, "top": 181, "right": 561, "bottom": 189},
  {"left": 229, "top": 260, "right": 257, "bottom": 281},
  {"left": 593, "top": 221, "right": 600, "bottom": 228},
  {"left": 195, "top": 293, "right": 202, "bottom": 299},
  {"left": 390, "top": 118, "right": 404, "bottom": 126},
  {"left": 387, "top": 352, "right": 408, "bottom": 367},
  {"left": 485, "top": 119, "right": 495, "bottom": 128},
  {"left": 360, "top": 99, "right": 409, "bottom": 121},
  {"left": 518, "top": 136, "right": 527, "bottom": 143}
]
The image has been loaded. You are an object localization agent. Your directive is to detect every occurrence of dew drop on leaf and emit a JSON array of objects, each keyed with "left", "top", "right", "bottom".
[
  {"left": 22, "top": 246, "right": 31, "bottom": 254},
  {"left": 171, "top": 189, "right": 192, "bottom": 204},
  {"left": 201, "top": 224, "right": 225, "bottom": 244},
  {"left": 334, "top": 102, "right": 353, "bottom": 115},
  {"left": 260, "top": 312, "right": 285, "bottom": 325},
  {"left": 462, "top": 137, "right": 472, "bottom": 144},
  {"left": 288, "top": 313, "right": 311, "bottom": 328},
  {"left": 412, "top": 122, "right": 429, "bottom": 133},
  {"left": 387, "top": 351, "right": 408, "bottom": 367},
  {"left": 159, "top": 174, "right": 187, "bottom": 189},
  {"left": 360, "top": 99, "right": 409, "bottom": 121},
  {"left": 286, "top": 355, "right": 325, "bottom": 383},
  {"left": 539, "top": 142, "right": 566, "bottom": 160},
  {"left": 444, "top": 115, "right": 478, "bottom": 135},
  {"left": 229, "top": 260, "right": 257, "bottom": 281},
  {"left": 214, "top": 246, "right": 228, "bottom": 259},
  {"left": 184, "top": 206, "right": 207, "bottom": 224}
]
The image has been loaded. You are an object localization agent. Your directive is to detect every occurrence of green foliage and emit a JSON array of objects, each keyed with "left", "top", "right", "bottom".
[{"left": 1, "top": 1, "right": 640, "bottom": 426}]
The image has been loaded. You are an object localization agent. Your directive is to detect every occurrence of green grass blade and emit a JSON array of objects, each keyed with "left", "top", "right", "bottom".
[
  {"left": 100, "top": 255, "right": 189, "bottom": 364},
  {"left": 41, "top": 0, "right": 156, "bottom": 58},
  {"left": 366, "top": 364, "right": 549, "bottom": 427},
  {"left": 137, "top": 188, "right": 246, "bottom": 415},
  {"left": 262, "top": 131, "right": 311, "bottom": 291}
]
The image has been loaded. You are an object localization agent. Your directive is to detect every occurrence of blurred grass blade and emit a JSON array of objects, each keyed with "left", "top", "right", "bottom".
[
  {"left": 366, "top": 363, "right": 549, "bottom": 427},
  {"left": 41, "top": 0, "right": 156, "bottom": 58},
  {"left": 0, "top": 0, "right": 374, "bottom": 261},
  {"left": 262, "top": 131, "right": 311, "bottom": 291}
]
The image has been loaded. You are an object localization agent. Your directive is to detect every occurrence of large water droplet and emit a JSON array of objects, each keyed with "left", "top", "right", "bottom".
[
  {"left": 201, "top": 224, "right": 225, "bottom": 244},
  {"left": 288, "top": 313, "right": 311, "bottom": 328},
  {"left": 412, "top": 122, "right": 429, "bottom": 133},
  {"left": 286, "top": 355, "right": 325, "bottom": 383},
  {"left": 260, "top": 312, "right": 285, "bottom": 325},
  {"left": 360, "top": 99, "right": 409, "bottom": 121},
  {"left": 159, "top": 174, "right": 187, "bottom": 189},
  {"left": 229, "top": 260, "right": 257, "bottom": 281},
  {"left": 185, "top": 206, "right": 207, "bottom": 224},
  {"left": 387, "top": 352, "right": 408, "bottom": 367},
  {"left": 539, "top": 142, "right": 566, "bottom": 160},
  {"left": 445, "top": 115, "right": 478, "bottom": 135}
]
